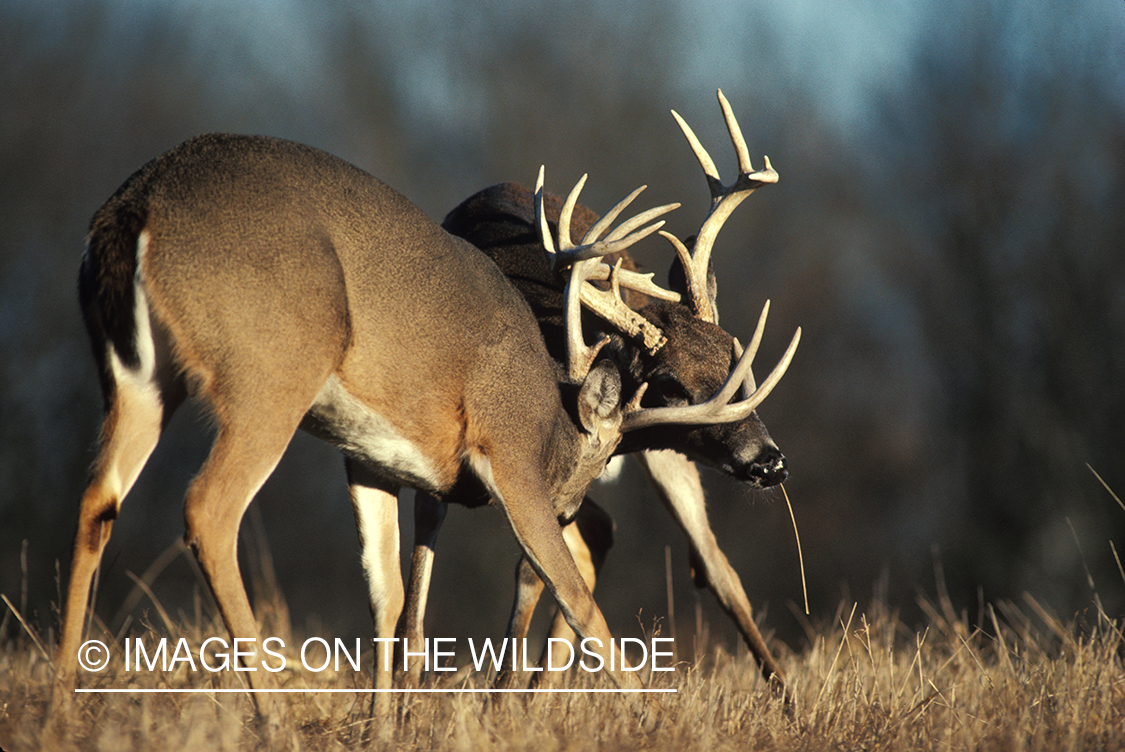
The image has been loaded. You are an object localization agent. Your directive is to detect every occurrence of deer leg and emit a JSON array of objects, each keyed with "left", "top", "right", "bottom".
[
  {"left": 396, "top": 491, "right": 446, "bottom": 687},
  {"left": 181, "top": 399, "right": 311, "bottom": 732},
  {"left": 635, "top": 449, "right": 788, "bottom": 695},
  {"left": 540, "top": 500, "right": 614, "bottom": 654},
  {"left": 345, "top": 459, "right": 402, "bottom": 702},
  {"left": 52, "top": 376, "right": 178, "bottom": 712},
  {"left": 473, "top": 454, "right": 638, "bottom": 690},
  {"left": 507, "top": 556, "right": 546, "bottom": 642},
  {"left": 506, "top": 498, "right": 614, "bottom": 643},
  {"left": 522, "top": 518, "right": 601, "bottom": 689},
  {"left": 498, "top": 500, "right": 615, "bottom": 687},
  {"left": 492, "top": 547, "right": 548, "bottom": 689}
]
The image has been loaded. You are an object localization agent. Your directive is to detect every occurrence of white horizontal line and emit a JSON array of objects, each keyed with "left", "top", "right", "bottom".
[{"left": 76, "top": 688, "right": 677, "bottom": 694}]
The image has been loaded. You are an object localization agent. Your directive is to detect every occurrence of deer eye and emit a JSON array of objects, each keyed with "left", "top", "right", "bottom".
[{"left": 652, "top": 377, "right": 690, "bottom": 407}]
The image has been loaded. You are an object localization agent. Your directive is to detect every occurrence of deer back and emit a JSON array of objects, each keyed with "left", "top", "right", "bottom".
[{"left": 80, "top": 134, "right": 590, "bottom": 502}]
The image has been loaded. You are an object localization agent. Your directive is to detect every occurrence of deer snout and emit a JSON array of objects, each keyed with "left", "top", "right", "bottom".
[{"left": 742, "top": 444, "right": 788, "bottom": 488}]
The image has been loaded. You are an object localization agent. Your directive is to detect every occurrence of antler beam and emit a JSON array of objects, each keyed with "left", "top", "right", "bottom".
[{"left": 668, "top": 89, "right": 779, "bottom": 324}]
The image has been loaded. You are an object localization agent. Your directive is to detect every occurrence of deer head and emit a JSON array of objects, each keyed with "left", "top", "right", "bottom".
[{"left": 442, "top": 91, "right": 799, "bottom": 488}]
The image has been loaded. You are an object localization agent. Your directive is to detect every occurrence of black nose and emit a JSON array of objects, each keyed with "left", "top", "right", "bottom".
[{"left": 745, "top": 445, "right": 788, "bottom": 487}]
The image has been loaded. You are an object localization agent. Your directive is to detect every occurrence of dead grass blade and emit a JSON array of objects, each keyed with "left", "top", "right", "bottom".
[
  {"left": 813, "top": 602, "right": 856, "bottom": 713},
  {"left": 1, "top": 592, "right": 51, "bottom": 664},
  {"left": 1111, "top": 541, "right": 1125, "bottom": 588},
  {"left": 1088, "top": 463, "right": 1124, "bottom": 513},
  {"left": 780, "top": 484, "right": 808, "bottom": 615},
  {"left": 1022, "top": 593, "right": 1070, "bottom": 646},
  {"left": 124, "top": 570, "right": 179, "bottom": 638},
  {"left": 114, "top": 539, "right": 190, "bottom": 629}
]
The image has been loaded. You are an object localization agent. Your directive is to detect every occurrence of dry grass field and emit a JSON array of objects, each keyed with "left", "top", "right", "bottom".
[{"left": 2, "top": 586, "right": 1122, "bottom": 751}]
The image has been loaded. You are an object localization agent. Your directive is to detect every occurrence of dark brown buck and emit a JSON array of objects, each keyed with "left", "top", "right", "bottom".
[
  {"left": 52, "top": 133, "right": 704, "bottom": 728},
  {"left": 402, "top": 91, "right": 800, "bottom": 694}
]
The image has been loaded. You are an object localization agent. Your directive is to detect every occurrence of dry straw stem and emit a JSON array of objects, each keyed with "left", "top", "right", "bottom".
[
  {"left": 4, "top": 589, "right": 1124, "bottom": 752},
  {"left": 1087, "top": 463, "right": 1124, "bottom": 514},
  {"left": 781, "top": 484, "right": 809, "bottom": 615}
]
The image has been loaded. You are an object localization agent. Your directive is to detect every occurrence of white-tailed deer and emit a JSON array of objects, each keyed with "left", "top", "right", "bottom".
[
  {"left": 403, "top": 91, "right": 800, "bottom": 695},
  {"left": 51, "top": 133, "right": 692, "bottom": 726},
  {"left": 53, "top": 131, "right": 796, "bottom": 731}
]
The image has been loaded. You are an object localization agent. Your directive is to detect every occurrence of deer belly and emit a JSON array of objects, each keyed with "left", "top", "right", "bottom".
[{"left": 302, "top": 375, "right": 445, "bottom": 493}]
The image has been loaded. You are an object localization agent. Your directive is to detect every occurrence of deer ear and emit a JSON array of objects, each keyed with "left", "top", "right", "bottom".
[{"left": 577, "top": 360, "right": 622, "bottom": 434}]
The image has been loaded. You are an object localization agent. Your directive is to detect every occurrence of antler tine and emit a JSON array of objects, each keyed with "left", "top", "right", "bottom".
[
  {"left": 671, "top": 108, "right": 721, "bottom": 191},
  {"left": 669, "top": 89, "right": 779, "bottom": 324},
  {"left": 732, "top": 337, "right": 756, "bottom": 396},
  {"left": 694, "top": 298, "right": 770, "bottom": 410},
  {"left": 717, "top": 88, "right": 755, "bottom": 177},
  {"left": 601, "top": 201, "right": 680, "bottom": 244},
  {"left": 535, "top": 165, "right": 557, "bottom": 256},
  {"left": 730, "top": 288, "right": 780, "bottom": 395},
  {"left": 562, "top": 259, "right": 611, "bottom": 382},
  {"left": 581, "top": 184, "right": 647, "bottom": 245},
  {"left": 538, "top": 166, "right": 679, "bottom": 274},
  {"left": 732, "top": 299, "right": 770, "bottom": 395},
  {"left": 658, "top": 229, "right": 704, "bottom": 310},
  {"left": 557, "top": 173, "right": 588, "bottom": 255},
  {"left": 539, "top": 167, "right": 682, "bottom": 381},
  {"left": 621, "top": 301, "right": 800, "bottom": 431},
  {"left": 584, "top": 265, "right": 681, "bottom": 303}
]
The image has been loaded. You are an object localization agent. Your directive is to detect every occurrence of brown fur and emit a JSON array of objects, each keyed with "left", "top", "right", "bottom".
[{"left": 53, "top": 135, "right": 637, "bottom": 734}]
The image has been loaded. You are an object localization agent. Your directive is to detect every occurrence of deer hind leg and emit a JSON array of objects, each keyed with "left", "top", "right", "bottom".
[
  {"left": 345, "top": 458, "right": 403, "bottom": 700},
  {"left": 180, "top": 390, "right": 315, "bottom": 727},
  {"left": 636, "top": 449, "right": 788, "bottom": 696},
  {"left": 396, "top": 491, "right": 447, "bottom": 687},
  {"left": 53, "top": 360, "right": 182, "bottom": 710}
]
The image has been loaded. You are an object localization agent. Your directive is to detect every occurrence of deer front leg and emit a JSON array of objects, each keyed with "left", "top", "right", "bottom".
[
  {"left": 635, "top": 449, "right": 788, "bottom": 697},
  {"left": 346, "top": 459, "right": 404, "bottom": 704},
  {"left": 396, "top": 491, "right": 447, "bottom": 687},
  {"left": 492, "top": 548, "right": 548, "bottom": 689},
  {"left": 511, "top": 500, "right": 613, "bottom": 687},
  {"left": 478, "top": 458, "right": 638, "bottom": 690},
  {"left": 514, "top": 518, "right": 603, "bottom": 689},
  {"left": 539, "top": 499, "right": 614, "bottom": 650}
]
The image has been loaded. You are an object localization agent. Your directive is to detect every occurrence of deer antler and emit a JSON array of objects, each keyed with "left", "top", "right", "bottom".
[
  {"left": 538, "top": 170, "right": 678, "bottom": 274},
  {"left": 665, "top": 89, "right": 779, "bottom": 324},
  {"left": 621, "top": 301, "right": 801, "bottom": 431},
  {"left": 535, "top": 167, "right": 680, "bottom": 381},
  {"left": 535, "top": 145, "right": 798, "bottom": 432}
]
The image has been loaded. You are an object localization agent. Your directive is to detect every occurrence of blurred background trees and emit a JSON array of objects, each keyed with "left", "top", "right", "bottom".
[{"left": 2, "top": 0, "right": 1122, "bottom": 653}]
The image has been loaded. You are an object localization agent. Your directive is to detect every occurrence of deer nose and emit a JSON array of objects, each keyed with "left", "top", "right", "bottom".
[{"left": 744, "top": 445, "right": 788, "bottom": 487}]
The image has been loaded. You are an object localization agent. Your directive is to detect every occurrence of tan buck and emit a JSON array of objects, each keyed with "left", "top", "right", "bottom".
[
  {"left": 52, "top": 131, "right": 797, "bottom": 733},
  {"left": 402, "top": 91, "right": 801, "bottom": 694},
  {"left": 52, "top": 134, "right": 682, "bottom": 727}
]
